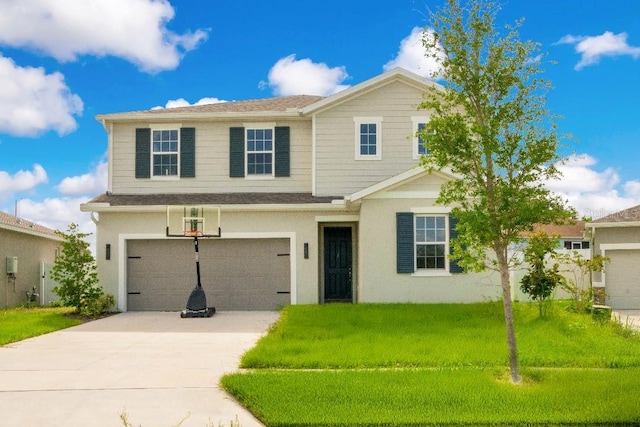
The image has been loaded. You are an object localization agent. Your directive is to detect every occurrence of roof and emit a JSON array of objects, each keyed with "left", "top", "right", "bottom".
[
  {"left": 84, "top": 192, "right": 341, "bottom": 207},
  {"left": 0, "top": 211, "right": 61, "bottom": 240},
  {"left": 530, "top": 221, "right": 586, "bottom": 239},
  {"left": 590, "top": 204, "right": 640, "bottom": 225},
  {"left": 95, "top": 68, "right": 440, "bottom": 122},
  {"left": 146, "top": 95, "right": 325, "bottom": 114},
  {"left": 97, "top": 95, "right": 325, "bottom": 121}
]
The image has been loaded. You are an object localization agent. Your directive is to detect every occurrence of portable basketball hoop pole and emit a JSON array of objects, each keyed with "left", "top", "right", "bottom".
[{"left": 177, "top": 207, "right": 216, "bottom": 318}]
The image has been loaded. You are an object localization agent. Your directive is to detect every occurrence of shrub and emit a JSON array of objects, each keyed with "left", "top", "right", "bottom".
[{"left": 50, "top": 223, "right": 113, "bottom": 316}]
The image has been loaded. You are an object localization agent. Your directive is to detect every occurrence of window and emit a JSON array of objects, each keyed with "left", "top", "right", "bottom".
[
  {"left": 564, "top": 240, "right": 590, "bottom": 250},
  {"left": 152, "top": 129, "right": 179, "bottom": 176},
  {"left": 415, "top": 215, "right": 447, "bottom": 270},
  {"left": 354, "top": 117, "right": 382, "bottom": 160},
  {"left": 246, "top": 127, "right": 273, "bottom": 176},
  {"left": 412, "top": 117, "right": 433, "bottom": 158}
]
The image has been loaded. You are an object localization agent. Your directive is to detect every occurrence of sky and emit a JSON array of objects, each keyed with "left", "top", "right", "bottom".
[{"left": 1, "top": 0, "right": 639, "bottom": 245}]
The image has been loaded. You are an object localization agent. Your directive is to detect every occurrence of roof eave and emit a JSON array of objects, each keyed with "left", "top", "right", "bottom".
[
  {"left": 0, "top": 224, "right": 62, "bottom": 241},
  {"left": 587, "top": 221, "right": 640, "bottom": 228},
  {"left": 95, "top": 110, "right": 305, "bottom": 123},
  {"left": 81, "top": 202, "right": 351, "bottom": 213}
]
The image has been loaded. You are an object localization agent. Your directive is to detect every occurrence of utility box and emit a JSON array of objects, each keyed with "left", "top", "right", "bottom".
[{"left": 6, "top": 256, "right": 18, "bottom": 275}]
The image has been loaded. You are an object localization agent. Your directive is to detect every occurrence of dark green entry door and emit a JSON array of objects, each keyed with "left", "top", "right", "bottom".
[{"left": 324, "top": 227, "right": 353, "bottom": 302}]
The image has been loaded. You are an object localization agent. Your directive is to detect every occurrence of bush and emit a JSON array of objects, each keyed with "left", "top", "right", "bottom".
[{"left": 50, "top": 223, "right": 113, "bottom": 316}]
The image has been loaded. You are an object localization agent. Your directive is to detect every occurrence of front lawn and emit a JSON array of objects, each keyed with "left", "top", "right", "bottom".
[
  {"left": 0, "top": 306, "right": 82, "bottom": 346},
  {"left": 221, "top": 302, "right": 640, "bottom": 426}
]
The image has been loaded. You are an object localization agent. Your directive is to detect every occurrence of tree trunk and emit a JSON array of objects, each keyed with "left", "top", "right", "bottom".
[{"left": 497, "top": 247, "right": 522, "bottom": 384}]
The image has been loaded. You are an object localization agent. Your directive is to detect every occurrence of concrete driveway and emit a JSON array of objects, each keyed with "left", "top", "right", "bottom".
[{"left": 0, "top": 311, "right": 279, "bottom": 427}]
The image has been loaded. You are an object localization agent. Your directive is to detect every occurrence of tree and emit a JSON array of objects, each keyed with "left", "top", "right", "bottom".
[
  {"left": 50, "top": 223, "right": 107, "bottom": 316},
  {"left": 520, "top": 231, "right": 564, "bottom": 317},
  {"left": 419, "top": 0, "right": 575, "bottom": 383},
  {"left": 556, "top": 251, "right": 608, "bottom": 313}
]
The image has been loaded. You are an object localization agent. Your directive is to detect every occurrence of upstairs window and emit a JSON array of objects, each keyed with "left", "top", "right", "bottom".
[
  {"left": 354, "top": 117, "right": 382, "bottom": 160},
  {"left": 246, "top": 128, "right": 274, "bottom": 176},
  {"left": 152, "top": 129, "right": 179, "bottom": 177},
  {"left": 412, "top": 117, "right": 433, "bottom": 159}
]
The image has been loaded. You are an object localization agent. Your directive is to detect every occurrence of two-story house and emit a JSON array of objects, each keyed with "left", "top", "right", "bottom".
[{"left": 81, "top": 68, "right": 501, "bottom": 312}]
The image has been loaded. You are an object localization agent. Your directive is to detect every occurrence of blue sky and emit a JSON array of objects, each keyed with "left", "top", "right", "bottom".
[{"left": 1, "top": 0, "right": 639, "bottom": 238}]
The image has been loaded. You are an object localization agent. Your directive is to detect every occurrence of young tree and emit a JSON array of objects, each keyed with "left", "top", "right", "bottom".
[
  {"left": 520, "top": 231, "right": 564, "bottom": 317},
  {"left": 419, "top": 0, "right": 575, "bottom": 383},
  {"left": 50, "top": 223, "right": 104, "bottom": 315}
]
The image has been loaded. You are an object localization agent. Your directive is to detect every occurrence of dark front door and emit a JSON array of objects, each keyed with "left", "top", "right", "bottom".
[{"left": 324, "top": 227, "right": 353, "bottom": 302}]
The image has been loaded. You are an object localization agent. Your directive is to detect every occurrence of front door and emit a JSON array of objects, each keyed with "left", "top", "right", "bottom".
[{"left": 324, "top": 227, "right": 353, "bottom": 302}]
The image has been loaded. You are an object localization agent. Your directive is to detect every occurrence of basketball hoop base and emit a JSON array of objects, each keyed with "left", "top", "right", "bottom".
[{"left": 180, "top": 307, "right": 215, "bottom": 318}]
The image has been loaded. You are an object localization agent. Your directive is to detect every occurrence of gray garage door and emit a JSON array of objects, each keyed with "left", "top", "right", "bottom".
[
  {"left": 605, "top": 249, "right": 640, "bottom": 309},
  {"left": 127, "top": 238, "right": 291, "bottom": 311}
]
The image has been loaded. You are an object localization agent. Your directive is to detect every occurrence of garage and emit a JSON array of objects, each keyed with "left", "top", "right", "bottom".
[
  {"left": 605, "top": 249, "right": 640, "bottom": 309},
  {"left": 126, "top": 238, "right": 291, "bottom": 311}
]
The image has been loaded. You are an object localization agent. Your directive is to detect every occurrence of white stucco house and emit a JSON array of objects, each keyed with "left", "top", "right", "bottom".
[{"left": 81, "top": 68, "right": 502, "bottom": 312}]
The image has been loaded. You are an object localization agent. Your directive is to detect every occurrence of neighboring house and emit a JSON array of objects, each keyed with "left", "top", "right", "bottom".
[
  {"left": 0, "top": 212, "right": 61, "bottom": 308},
  {"left": 511, "top": 221, "right": 589, "bottom": 301},
  {"left": 81, "top": 68, "right": 502, "bottom": 312},
  {"left": 588, "top": 206, "right": 640, "bottom": 310}
]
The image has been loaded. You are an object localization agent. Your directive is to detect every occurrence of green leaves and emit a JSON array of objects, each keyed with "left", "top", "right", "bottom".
[{"left": 49, "top": 223, "right": 109, "bottom": 316}]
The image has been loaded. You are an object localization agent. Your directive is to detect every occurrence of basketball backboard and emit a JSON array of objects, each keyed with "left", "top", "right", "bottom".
[{"left": 166, "top": 205, "right": 221, "bottom": 237}]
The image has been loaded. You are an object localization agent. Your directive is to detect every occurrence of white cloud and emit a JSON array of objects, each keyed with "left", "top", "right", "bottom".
[
  {"left": 546, "top": 154, "right": 640, "bottom": 219},
  {"left": 0, "top": 164, "right": 48, "bottom": 200},
  {"left": 0, "top": 55, "right": 83, "bottom": 137},
  {"left": 556, "top": 31, "right": 640, "bottom": 70},
  {"left": 56, "top": 160, "right": 108, "bottom": 196},
  {"left": 383, "top": 27, "right": 444, "bottom": 77},
  {"left": 0, "top": 0, "right": 208, "bottom": 73},
  {"left": 262, "top": 55, "right": 350, "bottom": 96},
  {"left": 152, "top": 97, "right": 227, "bottom": 110},
  {"left": 15, "top": 197, "right": 96, "bottom": 250}
]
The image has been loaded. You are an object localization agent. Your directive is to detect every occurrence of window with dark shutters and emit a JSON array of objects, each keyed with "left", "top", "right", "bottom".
[
  {"left": 180, "top": 127, "right": 195, "bottom": 178},
  {"left": 274, "top": 126, "right": 290, "bottom": 177},
  {"left": 396, "top": 212, "right": 415, "bottom": 273},
  {"left": 229, "top": 127, "right": 245, "bottom": 177},
  {"left": 396, "top": 211, "right": 463, "bottom": 274},
  {"left": 135, "top": 128, "right": 151, "bottom": 178},
  {"left": 449, "top": 213, "right": 464, "bottom": 273}
]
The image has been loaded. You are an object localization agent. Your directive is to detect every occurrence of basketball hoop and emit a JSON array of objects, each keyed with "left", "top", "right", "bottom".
[{"left": 184, "top": 230, "right": 203, "bottom": 237}]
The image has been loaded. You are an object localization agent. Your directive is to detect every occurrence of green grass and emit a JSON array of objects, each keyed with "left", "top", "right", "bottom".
[
  {"left": 222, "top": 302, "right": 640, "bottom": 426},
  {"left": 222, "top": 368, "right": 640, "bottom": 426},
  {"left": 241, "top": 301, "right": 640, "bottom": 369},
  {"left": 0, "top": 306, "right": 82, "bottom": 346}
]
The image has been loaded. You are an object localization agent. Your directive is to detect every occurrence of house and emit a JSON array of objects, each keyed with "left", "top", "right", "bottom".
[
  {"left": 588, "top": 206, "right": 640, "bottom": 310},
  {"left": 511, "top": 221, "right": 589, "bottom": 301},
  {"left": 0, "top": 212, "right": 61, "bottom": 308},
  {"left": 80, "top": 68, "right": 502, "bottom": 312}
]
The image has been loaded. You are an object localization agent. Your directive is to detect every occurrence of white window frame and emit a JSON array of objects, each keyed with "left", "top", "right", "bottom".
[
  {"left": 244, "top": 122, "right": 275, "bottom": 179},
  {"left": 412, "top": 116, "right": 432, "bottom": 159},
  {"left": 150, "top": 124, "right": 181, "bottom": 180},
  {"left": 354, "top": 117, "right": 383, "bottom": 160},
  {"left": 411, "top": 207, "right": 451, "bottom": 277}
]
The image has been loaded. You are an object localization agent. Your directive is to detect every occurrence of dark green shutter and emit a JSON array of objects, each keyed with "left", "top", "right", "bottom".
[
  {"left": 396, "top": 212, "right": 415, "bottom": 273},
  {"left": 229, "top": 127, "right": 245, "bottom": 177},
  {"left": 135, "top": 128, "right": 151, "bottom": 178},
  {"left": 449, "top": 214, "right": 464, "bottom": 273},
  {"left": 180, "top": 127, "right": 195, "bottom": 178},
  {"left": 274, "top": 126, "right": 290, "bottom": 177}
]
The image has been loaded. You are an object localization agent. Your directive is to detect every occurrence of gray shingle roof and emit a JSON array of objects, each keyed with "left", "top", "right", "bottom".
[
  {"left": 147, "top": 95, "right": 325, "bottom": 114},
  {"left": 592, "top": 204, "right": 640, "bottom": 223},
  {"left": 0, "top": 211, "right": 59, "bottom": 237},
  {"left": 86, "top": 192, "right": 341, "bottom": 206}
]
